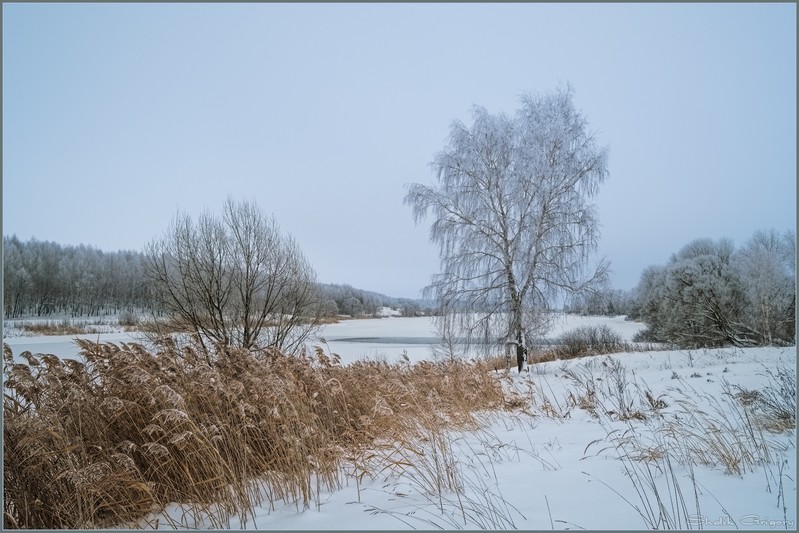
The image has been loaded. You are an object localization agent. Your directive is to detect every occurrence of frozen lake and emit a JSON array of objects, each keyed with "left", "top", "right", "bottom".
[
  {"left": 3, "top": 314, "right": 646, "bottom": 365},
  {"left": 316, "top": 314, "right": 646, "bottom": 364},
  {"left": 314, "top": 316, "right": 439, "bottom": 364},
  {"left": 3, "top": 331, "right": 142, "bottom": 363}
]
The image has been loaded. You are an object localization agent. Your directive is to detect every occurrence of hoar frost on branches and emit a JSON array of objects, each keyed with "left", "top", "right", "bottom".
[
  {"left": 405, "top": 86, "right": 609, "bottom": 359},
  {"left": 632, "top": 230, "right": 796, "bottom": 348}
]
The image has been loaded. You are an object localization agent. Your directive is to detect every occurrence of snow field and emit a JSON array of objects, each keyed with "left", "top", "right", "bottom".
[
  {"left": 3, "top": 315, "right": 793, "bottom": 530},
  {"left": 132, "top": 345, "right": 796, "bottom": 530}
]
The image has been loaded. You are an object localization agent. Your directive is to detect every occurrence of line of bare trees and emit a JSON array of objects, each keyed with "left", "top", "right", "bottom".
[
  {"left": 317, "top": 283, "right": 428, "bottom": 318},
  {"left": 2, "top": 198, "right": 427, "bottom": 355},
  {"left": 563, "top": 289, "right": 636, "bottom": 316},
  {"left": 3, "top": 236, "right": 152, "bottom": 318}
]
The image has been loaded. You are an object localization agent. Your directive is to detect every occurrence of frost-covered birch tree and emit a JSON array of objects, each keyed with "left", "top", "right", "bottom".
[{"left": 405, "top": 86, "right": 609, "bottom": 359}]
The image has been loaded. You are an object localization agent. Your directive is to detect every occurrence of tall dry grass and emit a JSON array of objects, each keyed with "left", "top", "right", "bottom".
[
  {"left": 3, "top": 339, "right": 507, "bottom": 529},
  {"left": 356, "top": 419, "right": 530, "bottom": 529},
  {"left": 557, "top": 355, "right": 796, "bottom": 529}
]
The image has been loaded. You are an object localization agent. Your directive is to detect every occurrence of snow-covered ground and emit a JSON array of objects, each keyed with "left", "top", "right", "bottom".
[
  {"left": 2, "top": 314, "right": 137, "bottom": 361},
  {"left": 129, "top": 345, "right": 796, "bottom": 530},
  {"left": 2, "top": 313, "right": 129, "bottom": 337},
  {"left": 3, "top": 315, "right": 795, "bottom": 530}
]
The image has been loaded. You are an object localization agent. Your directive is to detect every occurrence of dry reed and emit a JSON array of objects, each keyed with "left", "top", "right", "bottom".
[{"left": 3, "top": 339, "right": 506, "bottom": 529}]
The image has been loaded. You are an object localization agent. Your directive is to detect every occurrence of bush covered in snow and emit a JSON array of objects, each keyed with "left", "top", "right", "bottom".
[{"left": 629, "top": 230, "right": 795, "bottom": 348}]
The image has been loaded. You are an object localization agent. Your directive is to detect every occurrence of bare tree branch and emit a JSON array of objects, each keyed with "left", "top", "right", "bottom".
[{"left": 142, "top": 198, "right": 322, "bottom": 354}]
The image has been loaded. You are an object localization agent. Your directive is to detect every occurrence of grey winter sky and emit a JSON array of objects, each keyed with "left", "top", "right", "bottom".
[{"left": 3, "top": 3, "right": 796, "bottom": 299}]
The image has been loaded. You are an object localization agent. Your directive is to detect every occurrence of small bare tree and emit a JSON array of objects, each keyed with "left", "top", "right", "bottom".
[
  {"left": 406, "top": 86, "right": 609, "bottom": 360},
  {"left": 143, "top": 198, "right": 322, "bottom": 354}
]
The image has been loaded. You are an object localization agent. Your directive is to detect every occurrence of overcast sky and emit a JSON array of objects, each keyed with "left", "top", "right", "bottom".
[{"left": 3, "top": 3, "right": 795, "bottom": 299}]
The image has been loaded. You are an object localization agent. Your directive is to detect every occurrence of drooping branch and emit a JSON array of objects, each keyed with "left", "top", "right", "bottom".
[{"left": 406, "top": 86, "right": 609, "bottom": 359}]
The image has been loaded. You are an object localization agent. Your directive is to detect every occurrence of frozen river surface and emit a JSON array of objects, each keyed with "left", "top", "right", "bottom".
[
  {"left": 317, "top": 314, "right": 646, "bottom": 364},
  {"left": 3, "top": 315, "right": 646, "bottom": 365}
]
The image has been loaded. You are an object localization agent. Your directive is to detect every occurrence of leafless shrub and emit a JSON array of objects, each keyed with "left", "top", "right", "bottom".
[
  {"left": 142, "top": 198, "right": 323, "bottom": 353},
  {"left": 557, "top": 325, "right": 627, "bottom": 358},
  {"left": 533, "top": 326, "right": 665, "bottom": 362},
  {"left": 117, "top": 311, "right": 139, "bottom": 327}
]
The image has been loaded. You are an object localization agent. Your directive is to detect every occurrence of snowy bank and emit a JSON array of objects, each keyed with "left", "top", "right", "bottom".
[{"left": 130, "top": 345, "right": 795, "bottom": 530}]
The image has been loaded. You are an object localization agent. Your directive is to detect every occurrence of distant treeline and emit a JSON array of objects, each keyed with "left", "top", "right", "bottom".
[
  {"left": 562, "top": 289, "right": 635, "bottom": 316},
  {"left": 3, "top": 236, "right": 153, "bottom": 318},
  {"left": 316, "top": 283, "right": 430, "bottom": 317},
  {"left": 2, "top": 236, "right": 431, "bottom": 319}
]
